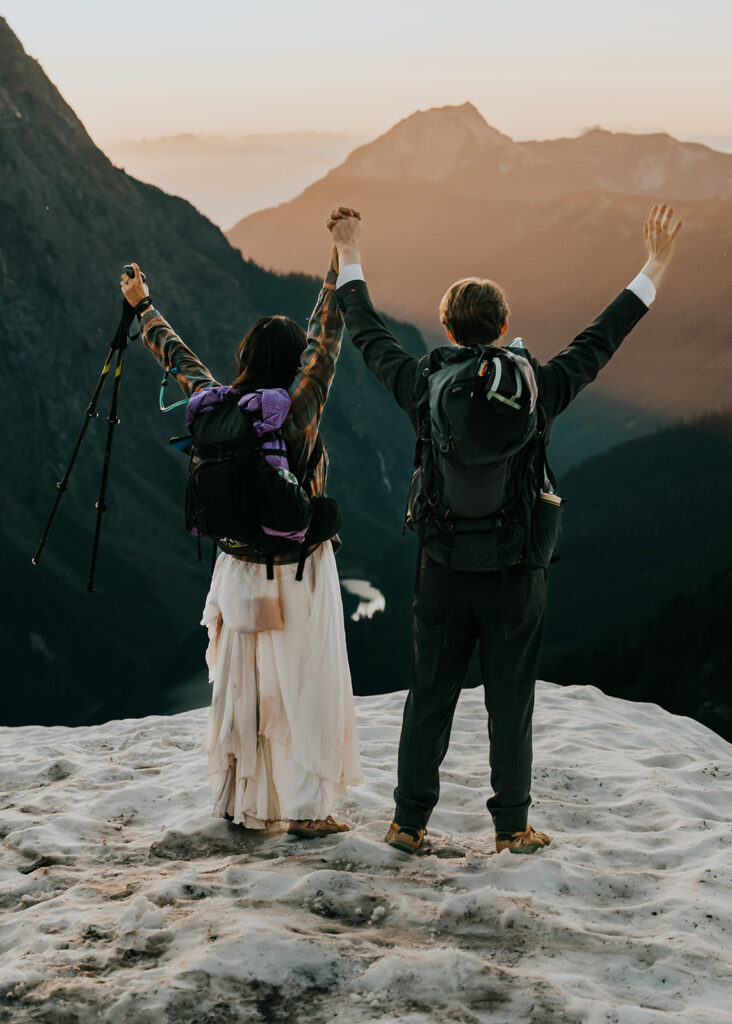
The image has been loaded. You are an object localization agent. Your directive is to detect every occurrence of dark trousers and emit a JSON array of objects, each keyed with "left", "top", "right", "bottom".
[{"left": 394, "top": 559, "right": 547, "bottom": 835}]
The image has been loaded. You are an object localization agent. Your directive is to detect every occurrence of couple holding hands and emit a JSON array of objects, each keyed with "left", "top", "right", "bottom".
[{"left": 121, "top": 201, "right": 681, "bottom": 855}]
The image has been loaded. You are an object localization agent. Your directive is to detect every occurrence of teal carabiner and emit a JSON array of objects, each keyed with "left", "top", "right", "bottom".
[{"left": 159, "top": 365, "right": 189, "bottom": 413}]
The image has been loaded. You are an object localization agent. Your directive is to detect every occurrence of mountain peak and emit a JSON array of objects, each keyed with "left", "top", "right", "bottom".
[
  {"left": 337, "top": 102, "right": 513, "bottom": 183},
  {"left": 388, "top": 101, "right": 511, "bottom": 145},
  {"left": 0, "top": 17, "right": 31, "bottom": 84},
  {"left": 1, "top": 17, "right": 44, "bottom": 80},
  {"left": 0, "top": 16, "right": 100, "bottom": 160}
]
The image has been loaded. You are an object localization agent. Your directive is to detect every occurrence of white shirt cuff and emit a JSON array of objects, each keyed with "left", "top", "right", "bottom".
[
  {"left": 336, "top": 263, "right": 365, "bottom": 289},
  {"left": 626, "top": 272, "right": 656, "bottom": 307}
]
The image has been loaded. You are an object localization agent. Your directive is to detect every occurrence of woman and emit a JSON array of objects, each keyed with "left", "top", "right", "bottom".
[{"left": 120, "top": 243, "right": 361, "bottom": 837}]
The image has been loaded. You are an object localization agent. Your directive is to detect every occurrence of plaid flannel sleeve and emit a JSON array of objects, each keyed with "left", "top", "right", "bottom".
[
  {"left": 137, "top": 307, "right": 219, "bottom": 396},
  {"left": 288, "top": 252, "right": 344, "bottom": 448}
]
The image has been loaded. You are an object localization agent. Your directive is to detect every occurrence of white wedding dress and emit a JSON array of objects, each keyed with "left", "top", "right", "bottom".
[{"left": 201, "top": 541, "right": 362, "bottom": 827}]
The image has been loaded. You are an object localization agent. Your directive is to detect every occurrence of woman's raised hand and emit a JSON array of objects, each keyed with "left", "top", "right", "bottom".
[{"left": 119, "top": 262, "right": 149, "bottom": 308}]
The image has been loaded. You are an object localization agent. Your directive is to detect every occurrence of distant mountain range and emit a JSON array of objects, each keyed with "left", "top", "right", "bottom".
[
  {"left": 106, "top": 131, "right": 366, "bottom": 229},
  {"left": 0, "top": 18, "right": 422, "bottom": 726},
  {"left": 228, "top": 102, "right": 732, "bottom": 439},
  {"left": 295, "top": 103, "right": 732, "bottom": 199}
]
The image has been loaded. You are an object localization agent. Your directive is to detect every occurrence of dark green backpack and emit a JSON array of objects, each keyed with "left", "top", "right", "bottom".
[
  {"left": 181, "top": 387, "right": 340, "bottom": 580},
  {"left": 407, "top": 344, "right": 562, "bottom": 573}
]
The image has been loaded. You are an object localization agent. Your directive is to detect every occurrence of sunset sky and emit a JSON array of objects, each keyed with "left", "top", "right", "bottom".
[{"left": 4, "top": 0, "right": 731, "bottom": 150}]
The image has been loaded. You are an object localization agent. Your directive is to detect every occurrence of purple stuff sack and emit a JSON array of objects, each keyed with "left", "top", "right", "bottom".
[{"left": 186, "top": 385, "right": 312, "bottom": 544}]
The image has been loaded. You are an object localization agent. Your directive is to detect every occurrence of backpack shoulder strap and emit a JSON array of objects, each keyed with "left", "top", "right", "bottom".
[
  {"left": 302, "top": 434, "right": 324, "bottom": 494},
  {"left": 410, "top": 345, "right": 479, "bottom": 493},
  {"left": 414, "top": 347, "right": 460, "bottom": 434}
]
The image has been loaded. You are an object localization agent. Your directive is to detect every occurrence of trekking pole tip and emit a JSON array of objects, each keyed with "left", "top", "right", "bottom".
[{"left": 86, "top": 580, "right": 95, "bottom": 593}]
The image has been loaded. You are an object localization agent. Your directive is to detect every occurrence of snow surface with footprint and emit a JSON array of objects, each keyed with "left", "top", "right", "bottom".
[{"left": 1, "top": 682, "right": 730, "bottom": 1023}]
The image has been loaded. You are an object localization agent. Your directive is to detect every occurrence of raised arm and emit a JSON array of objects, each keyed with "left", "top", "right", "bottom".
[
  {"left": 329, "top": 208, "right": 421, "bottom": 419},
  {"left": 287, "top": 248, "right": 344, "bottom": 435},
  {"left": 539, "top": 204, "right": 683, "bottom": 420},
  {"left": 120, "top": 263, "right": 218, "bottom": 397}
]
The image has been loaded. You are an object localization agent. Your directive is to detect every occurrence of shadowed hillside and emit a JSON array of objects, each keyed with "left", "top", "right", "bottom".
[
  {"left": 106, "top": 131, "right": 366, "bottom": 228},
  {"left": 540, "top": 407, "right": 732, "bottom": 739},
  {"left": 552, "top": 565, "right": 732, "bottom": 740},
  {"left": 544, "top": 407, "right": 732, "bottom": 653}
]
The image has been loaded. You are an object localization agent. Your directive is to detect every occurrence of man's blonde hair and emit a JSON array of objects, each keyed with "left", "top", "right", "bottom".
[{"left": 439, "top": 277, "right": 510, "bottom": 346}]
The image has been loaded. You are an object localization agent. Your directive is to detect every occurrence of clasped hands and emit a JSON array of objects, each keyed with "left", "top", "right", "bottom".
[{"left": 327, "top": 207, "right": 362, "bottom": 271}]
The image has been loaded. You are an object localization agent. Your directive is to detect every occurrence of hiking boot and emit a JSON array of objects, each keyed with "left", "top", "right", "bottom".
[
  {"left": 495, "top": 824, "right": 551, "bottom": 854},
  {"left": 385, "top": 821, "right": 426, "bottom": 854},
  {"left": 287, "top": 815, "right": 351, "bottom": 838}
]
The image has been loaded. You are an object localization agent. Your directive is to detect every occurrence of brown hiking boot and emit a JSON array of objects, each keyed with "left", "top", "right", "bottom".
[
  {"left": 495, "top": 824, "right": 551, "bottom": 854},
  {"left": 385, "top": 821, "right": 426, "bottom": 854},
  {"left": 287, "top": 815, "right": 351, "bottom": 838}
]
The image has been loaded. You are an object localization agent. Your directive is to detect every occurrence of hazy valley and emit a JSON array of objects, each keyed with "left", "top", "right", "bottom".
[{"left": 106, "top": 131, "right": 366, "bottom": 228}]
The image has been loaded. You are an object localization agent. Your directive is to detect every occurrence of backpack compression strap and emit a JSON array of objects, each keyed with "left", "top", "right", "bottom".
[
  {"left": 295, "top": 544, "right": 308, "bottom": 582},
  {"left": 481, "top": 356, "right": 524, "bottom": 410},
  {"left": 275, "top": 434, "right": 325, "bottom": 582},
  {"left": 536, "top": 405, "right": 557, "bottom": 492}
]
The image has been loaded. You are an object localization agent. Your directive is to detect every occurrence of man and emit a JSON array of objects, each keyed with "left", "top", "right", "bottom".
[{"left": 328, "top": 203, "right": 682, "bottom": 855}]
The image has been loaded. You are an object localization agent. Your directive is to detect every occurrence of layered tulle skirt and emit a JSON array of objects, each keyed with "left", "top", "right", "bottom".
[{"left": 201, "top": 541, "right": 361, "bottom": 827}]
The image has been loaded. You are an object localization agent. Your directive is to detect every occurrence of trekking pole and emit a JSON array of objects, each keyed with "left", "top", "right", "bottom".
[
  {"left": 32, "top": 299, "right": 136, "bottom": 575},
  {"left": 86, "top": 305, "right": 133, "bottom": 593}
]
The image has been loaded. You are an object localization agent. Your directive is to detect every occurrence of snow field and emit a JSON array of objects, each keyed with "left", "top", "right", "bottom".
[{"left": 1, "top": 682, "right": 730, "bottom": 1023}]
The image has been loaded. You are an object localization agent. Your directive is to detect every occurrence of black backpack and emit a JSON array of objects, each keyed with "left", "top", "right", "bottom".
[
  {"left": 407, "top": 344, "right": 562, "bottom": 574},
  {"left": 183, "top": 391, "right": 339, "bottom": 580}
]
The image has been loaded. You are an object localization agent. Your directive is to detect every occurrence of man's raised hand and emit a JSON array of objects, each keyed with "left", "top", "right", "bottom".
[
  {"left": 644, "top": 203, "right": 682, "bottom": 261},
  {"left": 640, "top": 204, "right": 682, "bottom": 290},
  {"left": 644, "top": 204, "right": 682, "bottom": 266}
]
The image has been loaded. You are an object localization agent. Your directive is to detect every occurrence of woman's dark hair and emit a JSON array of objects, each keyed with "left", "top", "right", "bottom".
[{"left": 231, "top": 315, "right": 307, "bottom": 392}]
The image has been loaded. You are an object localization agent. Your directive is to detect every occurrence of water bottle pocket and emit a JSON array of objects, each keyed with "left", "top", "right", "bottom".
[{"left": 526, "top": 491, "right": 564, "bottom": 568}]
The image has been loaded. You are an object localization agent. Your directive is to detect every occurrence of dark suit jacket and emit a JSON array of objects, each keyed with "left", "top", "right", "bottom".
[{"left": 335, "top": 279, "right": 648, "bottom": 435}]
